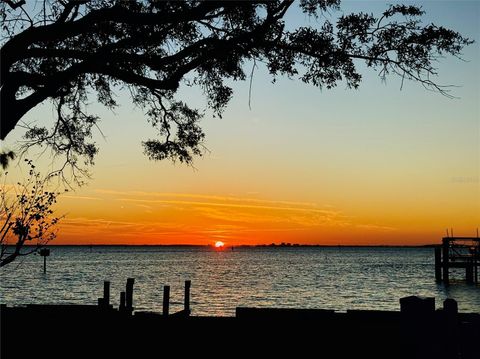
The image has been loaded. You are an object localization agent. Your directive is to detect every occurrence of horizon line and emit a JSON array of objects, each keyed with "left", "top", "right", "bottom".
[{"left": 17, "top": 243, "right": 439, "bottom": 248}]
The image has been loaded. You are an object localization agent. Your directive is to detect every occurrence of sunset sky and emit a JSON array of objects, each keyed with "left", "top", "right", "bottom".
[{"left": 3, "top": 1, "right": 479, "bottom": 246}]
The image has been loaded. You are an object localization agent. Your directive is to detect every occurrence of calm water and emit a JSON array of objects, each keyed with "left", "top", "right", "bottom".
[{"left": 1, "top": 246, "right": 479, "bottom": 316}]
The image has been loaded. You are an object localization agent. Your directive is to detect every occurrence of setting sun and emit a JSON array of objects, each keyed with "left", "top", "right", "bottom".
[{"left": 214, "top": 241, "right": 225, "bottom": 249}]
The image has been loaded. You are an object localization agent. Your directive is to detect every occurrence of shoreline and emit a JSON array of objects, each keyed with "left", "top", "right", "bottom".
[
  {"left": 15, "top": 243, "right": 440, "bottom": 248},
  {"left": 2, "top": 298, "right": 479, "bottom": 358}
]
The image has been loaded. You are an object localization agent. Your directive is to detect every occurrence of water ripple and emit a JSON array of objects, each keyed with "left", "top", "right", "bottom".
[{"left": 1, "top": 247, "right": 479, "bottom": 316}]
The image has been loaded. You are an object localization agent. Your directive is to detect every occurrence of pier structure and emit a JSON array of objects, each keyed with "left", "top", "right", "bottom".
[{"left": 435, "top": 236, "right": 480, "bottom": 284}]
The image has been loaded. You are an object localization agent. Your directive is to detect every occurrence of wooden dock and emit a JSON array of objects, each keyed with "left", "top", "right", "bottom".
[
  {"left": 2, "top": 278, "right": 480, "bottom": 358},
  {"left": 2, "top": 291, "right": 479, "bottom": 359},
  {"left": 435, "top": 236, "right": 480, "bottom": 284}
]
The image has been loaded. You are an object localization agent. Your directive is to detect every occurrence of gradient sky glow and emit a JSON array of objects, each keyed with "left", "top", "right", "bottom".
[{"left": 3, "top": 1, "right": 479, "bottom": 245}]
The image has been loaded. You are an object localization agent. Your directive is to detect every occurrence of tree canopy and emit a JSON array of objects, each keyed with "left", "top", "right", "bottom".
[{"left": 0, "top": 0, "right": 472, "bottom": 173}]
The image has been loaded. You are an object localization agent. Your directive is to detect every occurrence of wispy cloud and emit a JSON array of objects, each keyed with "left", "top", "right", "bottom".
[
  {"left": 63, "top": 195, "right": 102, "bottom": 201},
  {"left": 59, "top": 216, "right": 191, "bottom": 237},
  {"left": 93, "top": 188, "right": 354, "bottom": 228},
  {"left": 116, "top": 197, "right": 339, "bottom": 215},
  {"left": 57, "top": 189, "right": 397, "bottom": 243},
  {"left": 61, "top": 217, "right": 139, "bottom": 230},
  {"left": 356, "top": 224, "right": 397, "bottom": 232},
  {"left": 134, "top": 203, "right": 153, "bottom": 213},
  {"left": 94, "top": 189, "right": 318, "bottom": 208}
]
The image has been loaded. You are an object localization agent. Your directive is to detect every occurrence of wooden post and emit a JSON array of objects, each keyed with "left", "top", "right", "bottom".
[
  {"left": 466, "top": 264, "right": 473, "bottom": 283},
  {"left": 126, "top": 278, "right": 134, "bottom": 313},
  {"left": 39, "top": 248, "right": 50, "bottom": 274},
  {"left": 163, "top": 285, "right": 170, "bottom": 316},
  {"left": 184, "top": 280, "right": 191, "bottom": 314},
  {"left": 442, "top": 238, "right": 449, "bottom": 284},
  {"left": 443, "top": 298, "right": 459, "bottom": 357},
  {"left": 119, "top": 291, "right": 126, "bottom": 312},
  {"left": 434, "top": 247, "right": 442, "bottom": 282},
  {"left": 475, "top": 244, "right": 479, "bottom": 283},
  {"left": 475, "top": 258, "right": 478, "bottom": 284},
  {"left": 443, "top": 298, "right": 458, "bottom": 314},
  {"left": 103, "top": 281, "right": 110, "bottom": 306}
]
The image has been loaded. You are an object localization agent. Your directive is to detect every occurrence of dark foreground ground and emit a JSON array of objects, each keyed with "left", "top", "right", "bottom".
[{"left": 1, "top": 301, "right": 479, "bottom": 359}]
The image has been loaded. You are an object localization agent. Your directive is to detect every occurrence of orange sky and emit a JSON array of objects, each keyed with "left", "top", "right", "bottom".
[
  {"left": 52, "top": 184, "right": 478, "bottom": 246},
  {"left": 2, "top": 2, "right": 479, "bottom": 246}
]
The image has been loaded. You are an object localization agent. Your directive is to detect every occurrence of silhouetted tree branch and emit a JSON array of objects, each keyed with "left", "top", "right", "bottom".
[
  {"left": 0, "top": 159, "right": 63, "bottom": 267},
  {"left": 0, "top": 0, "right": 473, "bottom": 175}
]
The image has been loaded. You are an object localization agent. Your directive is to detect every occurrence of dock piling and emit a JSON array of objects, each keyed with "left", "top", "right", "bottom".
[
  {"left": 119, "top": 291, "right": 126, "bottom": 312},
  {"left": 163, "top": 285, "right": 170, "bottom": 316},
  {"left": 434, "top": 247, "right": 442, "bottom": 282},
  {"left": 39, "top": 248, "right": 50, "bottom": 274},
  {"left": 443, "top": 298, "right": 458, "bottom": 315},
  {"left": 466, "top": 265, "right": 474, "bottom": 283},
  {"left": 474, "top": 243, "right": 478, "bottom": 283},
  {"left": 442, "top": 238, "right": 450, "bottom": 284},
  {"left": 125, "top": 278, "right": 134, "bottom": 313},
  {"left": 103, "top": 281, "right": 110, "bottom": 307},
  {"left": 184, "top": 280, "right": 191, "bottom": 315}
]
